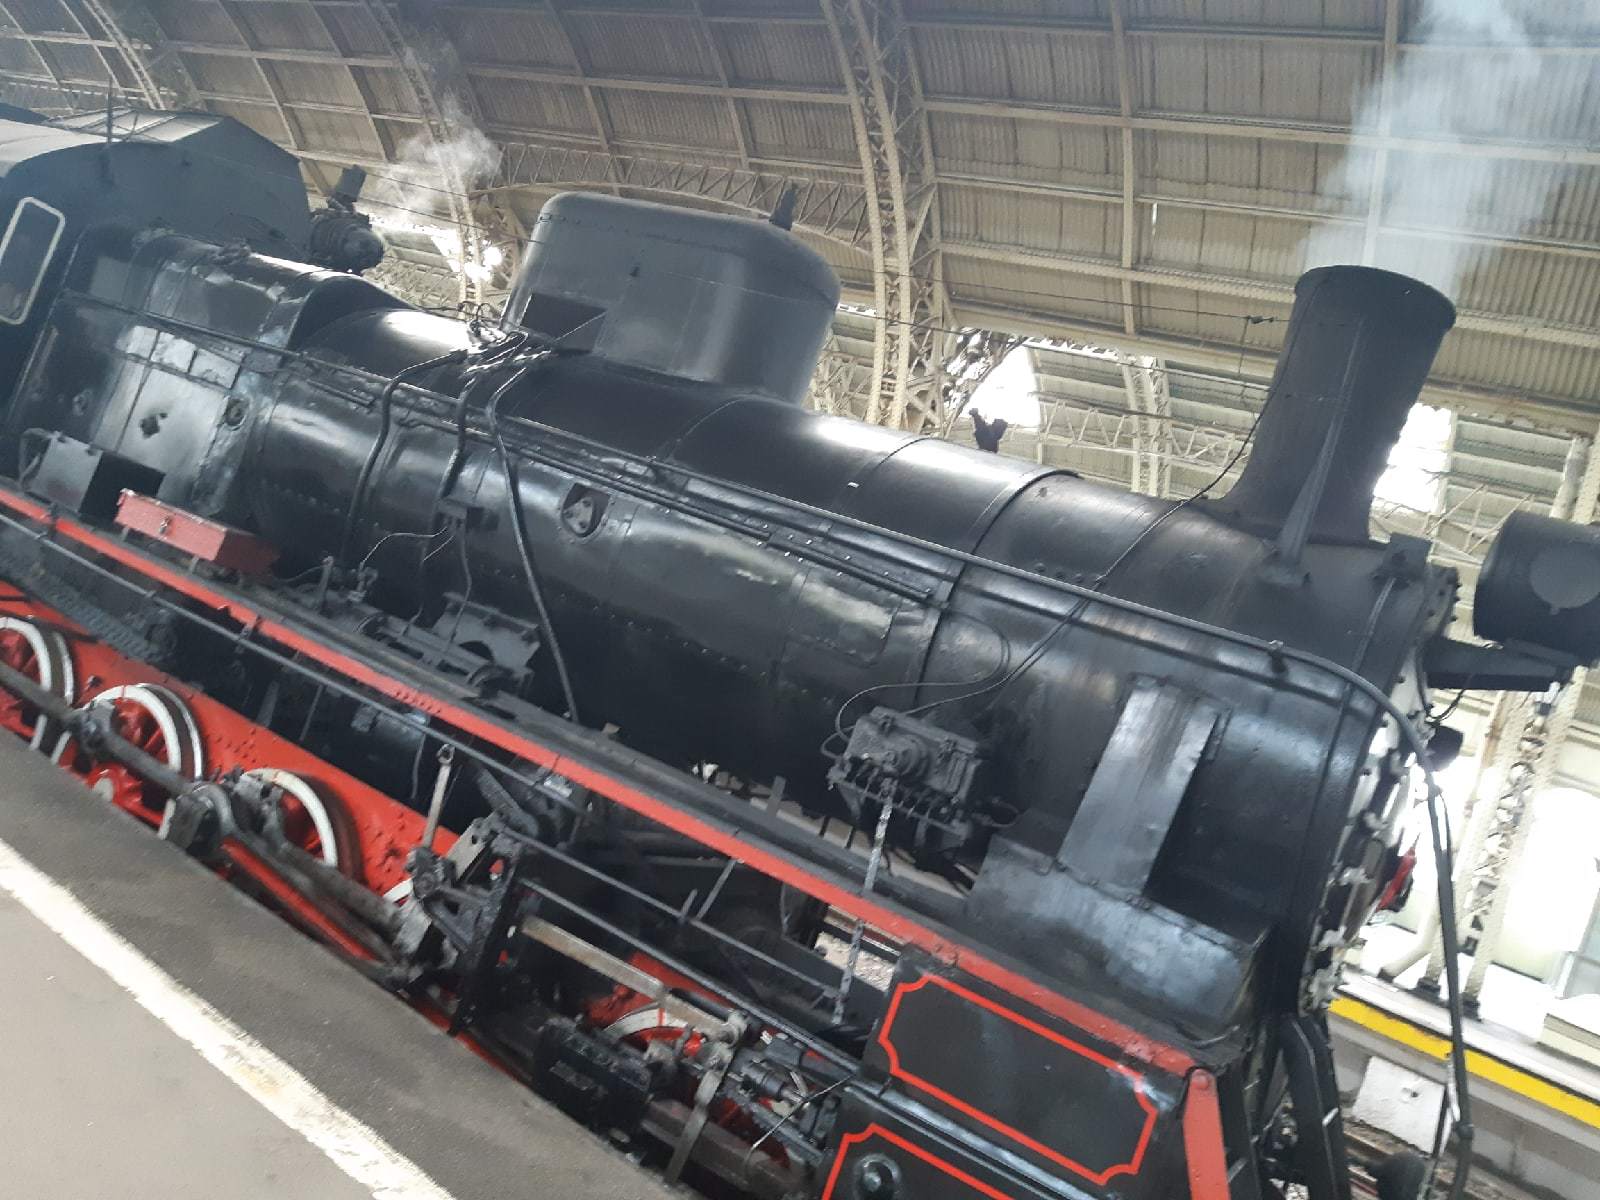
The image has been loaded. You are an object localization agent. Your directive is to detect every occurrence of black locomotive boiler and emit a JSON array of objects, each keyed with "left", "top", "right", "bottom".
[{"left": 0, "top": 105, "right": 1595, "bottom": 1200}]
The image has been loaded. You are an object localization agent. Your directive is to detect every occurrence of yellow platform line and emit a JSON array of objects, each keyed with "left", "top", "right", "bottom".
[{"left": 1331, "top": 995, "right": 1600, "bottom": 1131}]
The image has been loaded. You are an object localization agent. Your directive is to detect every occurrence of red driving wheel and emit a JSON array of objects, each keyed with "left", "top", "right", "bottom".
[
  {"left": 55, "top": 684, "right": 203, "bottom": 824},
  {"left": 0, "top": 617, "right": 74, "bottom": 750},
  {"left": 241, "top": 768, "right": 361, "bottom": 879}
]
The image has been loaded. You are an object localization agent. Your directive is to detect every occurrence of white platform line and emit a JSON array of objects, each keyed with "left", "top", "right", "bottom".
[{"left": 0, "top": 836, "right": 457, "bottom": 1200}]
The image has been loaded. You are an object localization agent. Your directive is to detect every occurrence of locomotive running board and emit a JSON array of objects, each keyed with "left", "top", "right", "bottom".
[{"left": 0, "top": 481, "right": 1232, "bottom": 1200}]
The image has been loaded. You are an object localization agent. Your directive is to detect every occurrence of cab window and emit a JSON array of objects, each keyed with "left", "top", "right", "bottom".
[{"left": 0, "top": 197, "right": 64, "bottom": 325}]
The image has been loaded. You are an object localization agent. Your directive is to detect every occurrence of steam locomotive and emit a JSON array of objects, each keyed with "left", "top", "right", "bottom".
[{"left": 0, "top": 103, "right": 1593, "bottom": 1200}]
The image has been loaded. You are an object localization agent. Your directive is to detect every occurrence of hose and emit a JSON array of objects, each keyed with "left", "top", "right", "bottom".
[
  {"left": 338, "top": 346, "right": 471, "bottom": 565},
  {"left": 484, "top": 353, "right": 582, "bottom": 725}
]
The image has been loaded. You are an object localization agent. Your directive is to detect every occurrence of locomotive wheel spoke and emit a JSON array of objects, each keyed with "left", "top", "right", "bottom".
[
  {"left": 241, "top": 767, "right": 359, "bottom": 877},
  {"left": 0, "top": 617, "right": 74, "bottom": 750},
  {"left": 56, "top": 684, "right": 204, "bottom": 822}
]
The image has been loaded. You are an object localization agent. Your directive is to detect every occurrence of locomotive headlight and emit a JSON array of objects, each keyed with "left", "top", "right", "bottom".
[{"left": 1475, "top": 511, "right": 1600, "bottom": 664}]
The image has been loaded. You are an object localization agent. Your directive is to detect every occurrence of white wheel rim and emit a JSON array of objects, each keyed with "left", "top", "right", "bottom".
[
  {"left": 0, "top": 618, "right": 75, "bottom": 750},
  {"left": 242, "top": 768, "right": 340, "bottom": 869},
  {"left": 133, "top": 684, "right": 205, "bottom": 778},
  {"left": 60, "top": 685, "right": 202, "bottom": 784}
]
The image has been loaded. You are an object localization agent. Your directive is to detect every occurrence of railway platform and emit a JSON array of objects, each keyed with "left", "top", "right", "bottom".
[
  {"left": 1331, "top": 971, "right": 1600, "bottom": 1199},
  {"left": 0, "top": 731, "right": 672, "bottom": 1200}
]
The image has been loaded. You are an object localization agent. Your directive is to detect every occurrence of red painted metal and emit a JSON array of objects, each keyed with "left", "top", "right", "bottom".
[
  {"left": 0, "top": 594, "right": 442, "bottom": 903},
  {"left": 115, "top": 489, "right": 279, "bottom": 575},
  {"left": 0, "top": 623, "right": 49, "bottom": 742},
  {"left": 1181, "top": 1071, "right": 1230, "bottom": 1199}
]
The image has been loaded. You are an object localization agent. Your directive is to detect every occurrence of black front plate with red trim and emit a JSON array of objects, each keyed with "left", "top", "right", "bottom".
[{"left": 828, "top": 960, "right": 1192, "bottom": 1199}]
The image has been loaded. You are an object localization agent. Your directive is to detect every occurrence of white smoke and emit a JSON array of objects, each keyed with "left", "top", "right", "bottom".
[
  {"left": 1303, "top": 0, "right": 1579, "bottom": 300},
  {"left": 361, "top": 44, "right": 504, "bottom": 286},
  {"left": 379, "top": 48, "right": 501, "bottom": 218}
]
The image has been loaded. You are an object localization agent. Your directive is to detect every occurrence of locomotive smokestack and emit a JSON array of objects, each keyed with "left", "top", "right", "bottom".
[{"left": 1219, "top": 266, "right": 1455, "bottom": 542}]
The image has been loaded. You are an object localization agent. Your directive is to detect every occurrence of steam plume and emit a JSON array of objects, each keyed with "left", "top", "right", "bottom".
[
  {"left": 1303, "top": 0, "right": 1584, "bottom": 300},
  {"left": 382, "top": 47, "right": 501, "bottom": 217}
]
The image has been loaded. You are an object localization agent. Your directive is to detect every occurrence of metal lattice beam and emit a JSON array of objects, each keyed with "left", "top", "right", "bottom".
[
  {"left": 1410, "top": 432, "right": 1600, "bottom": 1002},
  {"left": 76, "top": 0, "right": 177, "bottom": 108},
  {"left": 366, "top": 255, "right": 461, "bottom": 310},
  {"left": 822, "top": 0, "right": 946, "bottom": 431},
  {"left": 539, "top": 2, "right": 620, "bottom": 195},
  {"left": 1107, "top": 0, "right": 1138, "bottom": 338},
  {"left": 1118, "top": 355, "right": 1172, "bottom": 497},
  {"left": 808, "top": 331, "right": 866, "bottom": 417}
]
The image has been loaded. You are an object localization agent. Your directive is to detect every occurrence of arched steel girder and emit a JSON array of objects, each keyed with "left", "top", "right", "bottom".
[
  {"left": 0, "top": 0, "right": 192, "bottom": 110},
  {"left": 821, "top": 0, "right": 947, "bottom": 432},
  {"left": 76, "top": 0, "right": 176, "bottom": 108}
]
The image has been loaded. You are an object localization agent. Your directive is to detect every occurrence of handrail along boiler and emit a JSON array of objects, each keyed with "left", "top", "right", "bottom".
[{"left": 0, "top": 104, "right": 1594, "bottom": 1200}]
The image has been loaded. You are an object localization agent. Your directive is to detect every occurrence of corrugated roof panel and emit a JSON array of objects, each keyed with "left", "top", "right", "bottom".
[
  {"left": 905, "top": 0, "right": 1107, "bottom": 18},
  {"left": 468, "top": 77, "right": 594, "bottom": 136},
  {"left": 1136, "top": 39, "right": 1378, "bottom": 124},
  {"left": 1139, "top": 131, "right": 1371, "bottom": 214},
  {"left": 930, "top": 111, "right": 1118, "bottom": 188},
  {"left": 702, "top": 0, "right": 819, "bottom": 15},
  {"left": 719, "top": 22, "right": 839, "bottom": 87},
  {"left": 1128, "top": 0, "right": 1382, "bottom": 29},
  {"left": 1456, "top": 418, "right": 1572, "bottom": 464},
  {"left": 265, "top": 61, "right": 367, "bottom": 109},
  {"left": 1433, "top": 328, "right": 1600, "bottom": 406},
  {"left": 147, "top": 0, "right": 243, "bottom": 46},
  {"left": 568, "top": 12, "right": 718, "bottom": 79},
  {"left": 946, "top": 257, "right": 1124, "bottom": 328},
  {"left": 180, "top": 52, "right": 272, "bottom": 98},
  {"left": 914, "top": 27, "right": 1119, "bottom": 110},
  {"left": 7, "top": 0, "right": 72, "bottom": 34},
  {"left": 0, "top": 39, "right": 41, "bottom": 77},
  {"left": 1378, "top": 153, "right": 1600, "bottom": 247},
  {"left": 201, "top": 97, "right": 290, "bottom": 147},
  {"left": 1136, "top": 282, "right": 1291, "bottom": 352},
  {"left": 353, "top": 67, "right": 418, "bottom": 117},
  {"left": 1141, "top": 205, "right": 1315, "bottom": 282},
  {"left": 743, "top": 99, "right": 857, "bottom": 165},
  {"left": 1387, "top": 49, "right": 1599, "bottom": 146},
  {"left": 233, "top": 1, "right": 334, "bottom": 52},
  {"left": 1470, "top": 0, "right": 1600, "bottom": 38},
  {"left": 315, "top": 5, "right": 388, "bottom": 57},
  {"left": 599, "top": 89, "right": 738, "bottom": 152},
  {"left": 38, "top": 43, "right": 107, "bottom": 85},
  {"left": 440, "top": 9, "right": 570, "bottom": 70},
  {"left": 940, "top": 184, "right": 1118, "bottom": 258},
  {"left": 292, "top": 108, "right": 382, "bottom": 159},
  {"left": 1373, "top": 238, "right": 1600, "bottom": 332}
]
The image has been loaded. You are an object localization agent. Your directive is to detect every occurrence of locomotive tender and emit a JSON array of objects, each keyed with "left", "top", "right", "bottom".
[{"left": 0, "top": 104, "right": 1595, "bottom": 1200}]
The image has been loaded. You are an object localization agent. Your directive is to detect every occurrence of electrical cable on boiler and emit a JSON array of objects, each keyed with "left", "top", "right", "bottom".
[
  {"left": 337, "top": 346, "right": 472, "bottom": 566},
  {"left": 485, "top": 353, "right": 582, "bottom": 726}
]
